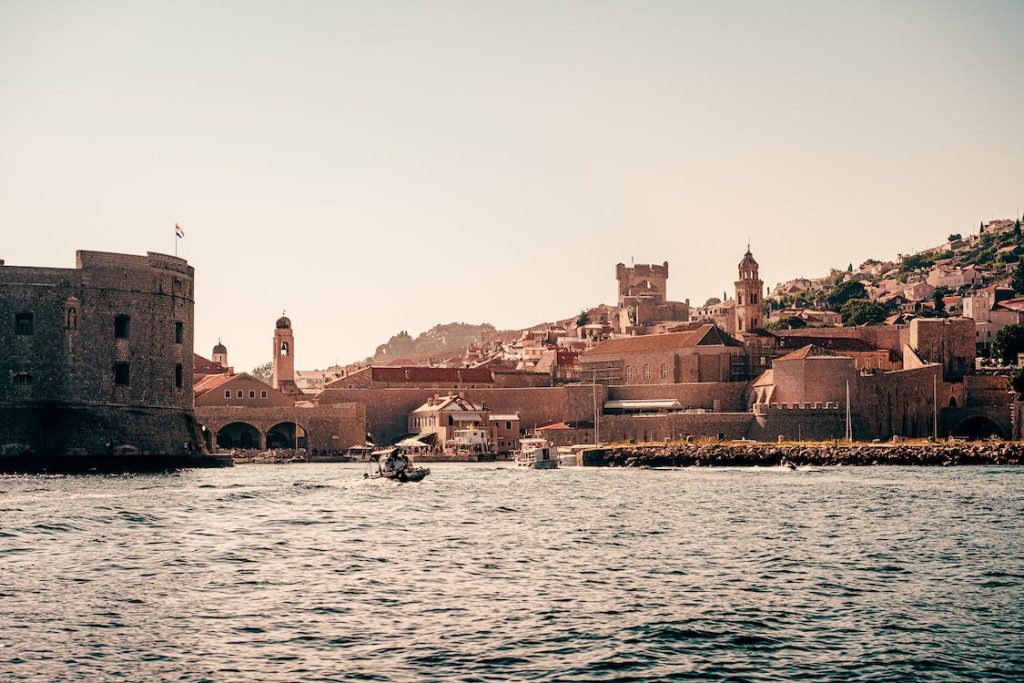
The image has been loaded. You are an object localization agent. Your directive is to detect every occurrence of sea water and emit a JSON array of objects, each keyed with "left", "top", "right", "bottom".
[{"left": 1, "top": 464, "right": 1022, "bottom": 681}]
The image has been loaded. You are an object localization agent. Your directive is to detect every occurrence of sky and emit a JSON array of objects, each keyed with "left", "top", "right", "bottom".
[{"left": 2, "top": 0, "right": 1023, "bottom": 371}]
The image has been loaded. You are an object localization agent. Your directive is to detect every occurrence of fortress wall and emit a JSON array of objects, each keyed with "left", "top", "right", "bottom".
[{"left": 607, "top": 382, "right": 749, "bottom": 411}]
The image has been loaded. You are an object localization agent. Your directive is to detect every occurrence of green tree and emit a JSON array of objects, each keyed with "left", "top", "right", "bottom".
[
  {"left": 251, "top": 361, "right": 273, "bottom": 383},
  {"left": 827, "top": 281, "right": 867, "bottom": 309},
  {"left": 575, "top": 310, "right": 591, "bottom": 328},
  {"left": 1015, "top": 218, "right": 1021, "bottom": 237},
  {"left": 1010, "top": 367, "right": 1024, "bottom": 398},
  {"left": 841, "top": 299, "right": 886, "bottom": 326},
  {"left": 993, "top": 324, "right": 1024, "bottom": 364},
  {"left": 933, "top": 288, "right": 947, "bottom": 312},
  {"left": 847, "top": 263, "right": 853, "bottom": 273},
  {"left": 767, "top": 316, "right": 807, "bottom": 331},
  {"left": 1013, "top": 261, "right": 1024, "bottom": 295},
  {"left": 980, "top": 221, "right": 985, "bottom": 233},
  {"left": 947, "top": 233, "right": 962, "bottom": 242}
]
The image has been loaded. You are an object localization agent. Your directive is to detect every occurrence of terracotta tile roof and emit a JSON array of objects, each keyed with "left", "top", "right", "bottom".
[
  {"left": 583, "top": 325, "right": 741, "bottom": 357},
  {"left": 194, "top": 372, "right": 242, "bottom": 397},
  {"left": 193, "top": 353, "right": 228, "bottom": 376},
  {"left": 776, "top": 335, "right": 876, "bottom": 352},
  {"left": 371, "top": 367, "right": 495, "bottom": 384},
  {"left": 537, "top": 422, "right": 573, "bottom": 430},
  {"left": 775, "top": 345, "right": 843, "bottom": 362}
]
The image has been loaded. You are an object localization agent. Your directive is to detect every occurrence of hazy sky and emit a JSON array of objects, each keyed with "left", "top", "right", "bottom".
[{"left": 2, "top": 1, "right": 1023, "bottom": 371}]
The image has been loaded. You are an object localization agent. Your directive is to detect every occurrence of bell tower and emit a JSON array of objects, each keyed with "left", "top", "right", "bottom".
[
  {"left": 212, "top": 339, "right": 228, "bottom": 367},
  {"left": 735, "top": 246, "right": 764, "bottom": 333},
  {"left": 272, "top": 313, "right": 295, "bottom": 390}
]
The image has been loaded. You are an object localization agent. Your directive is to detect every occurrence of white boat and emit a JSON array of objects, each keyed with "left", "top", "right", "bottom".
[{"left": 515, "top": 438, "right": 558, "bottom": 469}]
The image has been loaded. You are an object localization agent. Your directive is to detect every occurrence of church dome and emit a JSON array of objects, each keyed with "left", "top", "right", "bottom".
[
  {"left": 739, "top": 250, "right": 759, "bottom": 269},
  {"left": 276, "top": 316, "right": 291, "bottom": 329},
  {"left": 213, "top": 340, "right": 227, "bottom": 355}
]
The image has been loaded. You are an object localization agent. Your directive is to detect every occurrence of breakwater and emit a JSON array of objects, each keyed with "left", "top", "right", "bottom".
[{"left": 590, "top": 442, "right": 1024, "bottom": 467}]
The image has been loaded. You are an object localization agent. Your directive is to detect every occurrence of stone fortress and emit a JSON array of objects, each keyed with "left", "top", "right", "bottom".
[
  {"left": 0, "top": 251, "right": 205, "bottom": 460},
  {"left": 0, "top": 245, "right": 1015, "bottom": 466}
]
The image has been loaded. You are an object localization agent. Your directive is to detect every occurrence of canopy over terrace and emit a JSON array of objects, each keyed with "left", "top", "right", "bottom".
[{"left": 603, "top": 399, "right": 683, "bottom": 415}]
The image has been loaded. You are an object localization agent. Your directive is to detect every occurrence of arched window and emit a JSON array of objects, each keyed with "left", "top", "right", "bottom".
[
  {"left": 280, "top": 341, "right": 289, "bottom": 356},
  {"left": 949, "top": 396, "right": 958, "bottom": 408},
  {"left": 625, "top": 366, "right": 633, "bottom": 383},
  {"left": 643, "top": 364, "right": 651, "bottom": 382}
]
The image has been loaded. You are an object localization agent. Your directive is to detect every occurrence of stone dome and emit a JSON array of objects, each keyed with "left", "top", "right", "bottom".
[{"left": 276, "top": 316, "right": 291, "bottom": 329}]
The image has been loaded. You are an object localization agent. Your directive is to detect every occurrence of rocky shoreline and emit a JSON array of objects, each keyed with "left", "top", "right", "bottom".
[{"left": 589, "top": 443, "right": 1024, "bottom": 467}]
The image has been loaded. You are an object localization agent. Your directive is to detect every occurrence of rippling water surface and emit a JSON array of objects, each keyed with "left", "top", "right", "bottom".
[{"left": 2, "top": 464, "right": 1023, "bottom": 681}]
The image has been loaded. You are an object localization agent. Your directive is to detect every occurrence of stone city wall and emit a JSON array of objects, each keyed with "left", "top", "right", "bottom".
[
  {"left": 196, "top": 403, "right": 366, "bottom": 454},
  {"left": 318, "top": 385, "right": 602, "bottom": 444},
  {"left": 607, "top": 382, "right": 749, "bottom": 412}
]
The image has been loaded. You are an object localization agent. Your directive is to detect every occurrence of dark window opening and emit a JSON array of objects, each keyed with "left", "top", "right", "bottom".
[
  {"left": 175, "top": 364, "right": 183, "bottom": 388},
  {"left": 114, "top": 362, "right": 130, "bottom": 386},
  {"left": 280, "top": 341, "right": 290, "bottom": 356},
  {"left": 114, "top": 315, "right": 131, "bottom": 339},
  {"left": 13, "top": 373, "right": 32, "bottom": 386},
  {"left": 175, "top": 322, "right": 184, "bottom": 344},
  {"left": 15, "top": 313, "right": 33, "bottom": 336}
]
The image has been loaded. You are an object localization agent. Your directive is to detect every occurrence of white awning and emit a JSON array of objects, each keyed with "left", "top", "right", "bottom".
[
  {"left": 396, "top": 437, "right": 431, "bottom": 448},
  {"left": 603, "top": 399, "right": 683, "bottom": 411}
]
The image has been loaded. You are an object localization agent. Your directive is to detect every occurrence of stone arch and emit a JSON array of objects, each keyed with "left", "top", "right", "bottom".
[
  {"left": 199, "top": 425, "right": 213, "bottom": 451},
  {"left": 949, "top": 396, "right": 958, "bottom": 408},
  {"left": 951, "top": 416, "right": 1003, "bottom": 439},
  {"left": 266, "top": 421, "right": 307, "bottom": 450},
  {"left": 217, "top": 422, "right": 261, "bottom": 450}
]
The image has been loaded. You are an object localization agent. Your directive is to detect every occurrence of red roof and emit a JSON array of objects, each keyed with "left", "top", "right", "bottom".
[
  {"left": 777, "top": 335, "right": 877, "bottom": 353},
  {"left": 193, "top": 353, "right": 228, "bottom": 376},
  {"left": 369, "top": 366, "right": 495, "bottom": 384},
  {"left": 776, "top": 345, "right": 844, "bottom": 361},
  {"left": 193, "top": 372, "right": 235, "bottom": 397},
  {"left": 583, "top": 325, "right": 740, "bottom": 357}
]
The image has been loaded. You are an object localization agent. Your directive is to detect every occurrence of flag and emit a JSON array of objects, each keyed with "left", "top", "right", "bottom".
[{"left": 175, "top": 224, "right": 185, "bottom": 239}]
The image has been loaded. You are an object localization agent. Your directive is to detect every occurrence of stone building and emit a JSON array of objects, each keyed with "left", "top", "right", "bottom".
[
  {"left": 578, "top": 324, "right": 745, "bottom": 385},
  {"left": 614, "top": 261, "right": 690, "bottom": 333},
  {"left": 0, "top": 251, "right": 204, "bottom": 458}
]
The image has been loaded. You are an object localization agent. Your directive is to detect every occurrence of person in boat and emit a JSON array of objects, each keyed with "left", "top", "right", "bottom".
[{"left": 382, "top": 451, "right": 397, "bottom": 475}]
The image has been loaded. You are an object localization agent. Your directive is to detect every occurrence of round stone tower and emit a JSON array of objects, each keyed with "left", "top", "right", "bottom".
[
  {"left": 272, "top": 314, "right": 295, "bottom": 390},
  {"left": 735, "top": 247, "right": 764, "bottom": 333}
]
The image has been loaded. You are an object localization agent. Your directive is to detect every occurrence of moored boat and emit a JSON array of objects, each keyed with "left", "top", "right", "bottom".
[{"left": 515, "top": 438, "right": 558, "bottom": 469}]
